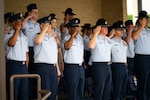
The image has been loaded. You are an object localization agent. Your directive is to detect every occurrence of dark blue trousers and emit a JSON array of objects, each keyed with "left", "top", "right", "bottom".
[
  {"left": 111, "top": 63, "right": 128, "bottom": 100},
  {"left": 6, "top": 60, "right": 29, "bottom": 100},
  {"left": 64, "top": 63, "right": 85, "bottom": 100},
  {"left": 91, "top": 62, "right": 112, "bottom": 100},
  {"left": 134, "top": 54, "right": 150, "bottom": 100},
  {"left": 127, "top": 57, "right": 135, "bottom": 75},
  {"left": 28, "top": 47, "right": 37, "bottom": 99},
  {"left": 34, "top": 63, "right": 58, "bottom": 100}
]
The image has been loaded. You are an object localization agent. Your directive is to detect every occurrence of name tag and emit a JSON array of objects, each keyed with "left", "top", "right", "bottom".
[
  {"left": 29, "top": 27, "right": 33, "bottom": 29},
  {"left": 114, "top": 44, "right": 118, "bottom": 46}
]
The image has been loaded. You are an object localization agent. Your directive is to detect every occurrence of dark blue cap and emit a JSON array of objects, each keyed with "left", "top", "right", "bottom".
[
  {"left": 65, "top": 18, "right": 80, "bottom": 27},
  {"left": 38, "top": 16, "right": 51, "bottom": 24},
  {"left": 49, "top": 13, "right": 57, "bottom": 20},
  {"left": 9, "top": 13, "right": 23, "bottom": 23},
  {"left": 96, "top": 18, "right": 108, "bottom": 27},
  {"left": 63, "top": 8, "right": 76, "bottom": 15},
  {"left": 125, "top": 20, "right": 133, "bottom": 27},
  {"left": 4, "top": 12, "right": 14, "bottom": 19},
  {"left": 81, "top": 23, "right": 92, "bottom": 29},
  {"left": 27, "top": 3, "right": 37, "bottom": 11},
  {"left": 138, "top": 10, "right": 149, "bottom": 19},
  {"left": 113, "top": 20, "right": 125, "bottom": 30}
]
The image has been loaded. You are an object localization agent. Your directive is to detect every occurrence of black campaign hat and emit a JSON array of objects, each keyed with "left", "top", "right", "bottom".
[
  {"left": 27, "top": 3, "right": 37, "bottom": 11},
  {"left": 96, "top": 18, "right": 108, "bottom": 27},
  {"left": 125, "top": 20, "right": 133, "bottom": 27},
  {"left": 38, "top": 16, "right": 51, "bottom": 24},
  {"left": 65, "top": 18, "right": 80, "bottom": 27},
  {"left": 113, "top": 20, "right": 125, "bottom": 30},
  {"left": 62, "top": 8, "right": 76, "bottom": 15},
  {"left": 81, "top": 23, "right": 92, "bottom": 30}
]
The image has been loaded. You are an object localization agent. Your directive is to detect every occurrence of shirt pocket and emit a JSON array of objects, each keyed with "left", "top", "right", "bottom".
[
  {"left": 44, "top": 36, "right": 49, "bottom": 41},
  {"left": 113, "top": 44, "right": 120, "bottom": 53}
]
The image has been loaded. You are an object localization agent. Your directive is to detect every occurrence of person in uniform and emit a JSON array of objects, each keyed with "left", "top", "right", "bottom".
[
  {"left": 4, "top": 12, "right": 14, "bottom": 25},
  {"left": 60, "top": 8, "right": 76, "bottom": 41},
  {"left": 88, "top": 18, "right": 112, "bottom": 100},
  {"left": 49, "top": 13, "right": 64, "bottom": 76},
  {"left": 4, "top": 12, "right": 14, "bottom": 34},
  {"left": 132, "top": 10, "right": 150, "bottom": 100},
  {"left": 22, "top": 3, "right": 40, "bottom": 72},
  {"left": 49, "top": 13, "right": 64, "bottom": 100},
  {"left": 124, "top": 20, "right": 135, "bottom": 75},
  {"left": 5, "top": 13, "right": 29, "bottom": 100},
  {"left": 81, "top": 23, "right": 92, "bottom": 76},
  {"left": 111, "top": 21, "right": 128, "bottom": 100},
  {"left": 61, "top": 18, "right": 85, "bottom": 100},
  {"left": 34, "top": 16, "right": 59, "bottom": 100},
  {"left": 21, "top": 3, "right": 40, "bottom": 99}
]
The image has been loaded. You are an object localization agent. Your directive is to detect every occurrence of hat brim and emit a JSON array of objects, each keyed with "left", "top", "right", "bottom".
[
  {"left": 62, "top": 12, "right": 76, "bottom": 15},
  {"left": 97, "top": 25, "right": 109, "bottom": 27},
  {"left": 114, "top": 27, "right": 125, "bottom": 30},
  {"left": 70, "top": 24, "right": 79, "bottom": 27},
  {"left": 135, "top": 15, "right": 150, "bottom": 19},
  {"left": 65, "top": 23, "right": 79, "bottom": 27},
  {"left": 81, "top": 26, "right": 92, "bottom": 29}
]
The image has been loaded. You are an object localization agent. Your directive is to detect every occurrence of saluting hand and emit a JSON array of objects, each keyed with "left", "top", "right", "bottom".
[
  {"left": 127, "top": 25, "right": 134, "bottom": 33},
  {"left": 72, "top": 28, "right": 79, "bottom": 38},
  {"left": 93, "top": 26, "right": 101, "bottom": 35},
  {"left": 108, "top": 29, "right": 115, "bottom": 38},
  {"left": 41, "top": 23, "right": 50, "bottom": 33},
  {"left": 139, "top": 18, "right": 147, "bottom": 28},
  {"left": 12, "top": 20, "right": 22, "bottom": 31}
]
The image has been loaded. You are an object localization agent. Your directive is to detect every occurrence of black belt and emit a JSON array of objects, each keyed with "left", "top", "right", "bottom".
[
  {"left": 92, "top": 62, "right": 110, "bottom": 65},
  {"left": 48, "top": 63, "right": 56, "bottom": 66},
  {"left": 65, "top": 63, "right": 83, "bottom": 67},
  {"left": 112, "top": 62, "right": 126, "bottom": 65},
  {"left": 35, "top": 63, "right": 56, "bottom": 66},
  {"left": 8, "top": 60, "right": 26, "bottom": 65}
]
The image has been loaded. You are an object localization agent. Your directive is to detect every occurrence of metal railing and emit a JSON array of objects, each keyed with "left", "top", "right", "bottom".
[{"left": 10, "top": 74, "right": 51, "bottom": 100}]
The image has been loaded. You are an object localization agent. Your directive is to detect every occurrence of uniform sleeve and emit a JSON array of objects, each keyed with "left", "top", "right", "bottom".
[
  {"left": 4, "top": 33, "right": 13, "bottom": 54},
  {"left": 60, "top": 35, "right": 70, "bottom": 54},
  {"left": 4, "top": 33, "right": 12, "bottom": 46},
  {"left": 25, "top": 37, "right": 29, "bottom": 52},
  {"left": 32, "top": 33, "right": 39, "bottom": 46}
]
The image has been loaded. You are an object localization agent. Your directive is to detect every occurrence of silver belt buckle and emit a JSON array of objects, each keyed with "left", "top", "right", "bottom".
[
  {"left": 22, "top": 61, "right": 25, "bottom": 65},
  {"left": 79, "top": 63, "right": 82, "bottom": 66}
]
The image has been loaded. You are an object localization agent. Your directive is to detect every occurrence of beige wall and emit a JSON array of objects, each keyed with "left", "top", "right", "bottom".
[
  {"left": 0, "top": 0, "right": 6, "bottom": 100},
  {"left": 4, "top": 0, "right": 127, "bottom": 26},
  {"left": 4, "top": 0, "right": 102, "bottom": 26},
  {"left": 101, "top": 0, "right": 127, "bottom": 25}
]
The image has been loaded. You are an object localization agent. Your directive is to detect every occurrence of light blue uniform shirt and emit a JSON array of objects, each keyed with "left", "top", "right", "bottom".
[
  {"left": 60, "top": 23, "right": 69, "bottom": 41},
  {"left": 62, "top": 34, "right": 84, "bottom": 64},
  {"left": 91, "top": 35, "right": 111, "bottom": 62},
  {"left": 54, "top": 28, "right": 61, "bottom": 40},
  {"left": 134, "top": 28, "right": 150, "bottom": 55},
  {"left": 34, "top": 33, "right": 58, "bottom": 64},
  {"left": 23, "top": 20, "right": 40, "bottom": 47},
  {"left": 5, "top": 30, "right": 28, "bottom": 61},
  {"left": 123, "top": 32, "right": 135, "bottom": 58},
  {"left": 111, "top": 37, "right": 127, "bottom": 63},
  {"left": 83, "top": 35, "right": 90, "bottom": 51}
]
